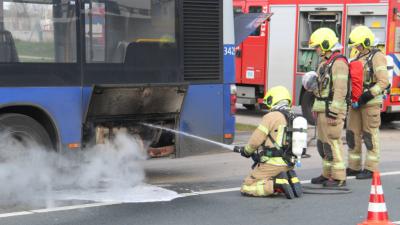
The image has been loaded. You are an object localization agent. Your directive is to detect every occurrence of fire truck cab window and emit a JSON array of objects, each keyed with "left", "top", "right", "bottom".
[
  {"left": 85, "top": 0, "right": 176, "bottom": 63},
  {"left": 248, "top": 6, "right": 262, "bottom": 36},
  {"left": 297, "top": 11, "right": 342, "bottom": 72},
  {"left": 0, "top": 0, "right": 77, "bottom": 63}
]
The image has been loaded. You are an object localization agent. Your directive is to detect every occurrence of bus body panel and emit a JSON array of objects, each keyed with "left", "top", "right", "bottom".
[
  {"left": 223, "top": 44, "right": 236, "bottom": 143},
  {"left": 223, "top": 0, "right": 236, "bottom": 144},
  {"left": 0, "top": 0, "right": 235, "bottom": 157},
  {"left": 178, "top": 84, "right": 224, "bottom": 157},
  {"left": 0, "top": 87, "right": 82, "bottom": 145},
  {"left": 223, "top": 83, "right": 235, "bottom": 142}
]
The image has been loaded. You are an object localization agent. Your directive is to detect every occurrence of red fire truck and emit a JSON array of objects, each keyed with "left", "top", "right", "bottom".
[{"left": 234, "top": 0, "right": 400, "bottom": 124}]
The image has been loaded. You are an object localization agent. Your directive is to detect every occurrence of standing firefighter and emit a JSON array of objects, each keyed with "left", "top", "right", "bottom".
[
  {"left": 346, "top": 26, "right": 389, "bottom": 179},
  {"left": 233, "top": 86, "right": 303, "bottom": 199},
  {"left": 308, "top": 27, "right": 349, "bottom": 187}
]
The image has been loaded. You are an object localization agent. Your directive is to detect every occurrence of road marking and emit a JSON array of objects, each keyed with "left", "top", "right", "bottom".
[
  {"left": 180, "top": 187, "right": 241, "bottom": 197},
  {"left": 1, "top": 170, "right": 400, "bottom": 218},
  {"left": 30, "top": 202, "right": 121, "bottom": 213},
  {"left": 0, "top": 211, "right": 33, "bottom": 218},
  {"left": 393, "top": 221, "right": 400, "bottom": 224}
]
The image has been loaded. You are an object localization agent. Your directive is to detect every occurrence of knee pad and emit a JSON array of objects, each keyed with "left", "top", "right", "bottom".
[
  {"left": 323, "top": 143, "right": 334, "bottom": 161},
  {"left": 363, "top": 132, "right": 373, "bottom": 151},
  {"left": 317, "top": 140, "right": 325, "bottom": 158},
  {"left": 346, "top": 130, "right": 355, "bottom": 149}
]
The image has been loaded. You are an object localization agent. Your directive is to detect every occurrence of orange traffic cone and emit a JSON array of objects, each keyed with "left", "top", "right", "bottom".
[{"left": 358, "top": 172, "right": 395, "bottom": 225}]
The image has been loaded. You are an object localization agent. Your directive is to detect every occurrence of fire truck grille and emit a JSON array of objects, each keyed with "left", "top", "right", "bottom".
[{"left": 182, "top": 0, "right": 222, "bottom": 82}]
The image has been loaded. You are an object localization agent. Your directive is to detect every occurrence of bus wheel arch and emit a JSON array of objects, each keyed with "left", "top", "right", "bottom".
[{"left": 0, "top": 105, "right": 59, "bottom": 150}]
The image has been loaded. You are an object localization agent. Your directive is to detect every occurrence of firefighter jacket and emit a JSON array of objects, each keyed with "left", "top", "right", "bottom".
[
  {"left": 356, "top": 49, "right": 389, "bottom": 106},
  {"left": 312, "top": 52, "right": 349, "bottom": 119},
  {"left": 244, "top": 111, "right": 288, "bottom": 166}
]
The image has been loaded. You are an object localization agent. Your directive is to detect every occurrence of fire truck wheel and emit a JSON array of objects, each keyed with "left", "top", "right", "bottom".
[
  {"left": 301, "top": 91, "right": 316, "bottom": 125},
  {"left": 0, "top": 113, "right": 53, "bottom": 150},
  {"left": 381, "top": 113, "right": 396, "bottom": 124},
  {"left": 243, "top": 104, "right": 256, "bottom": 110}
]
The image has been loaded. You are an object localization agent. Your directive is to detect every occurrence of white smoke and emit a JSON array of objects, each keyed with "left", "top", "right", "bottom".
[{"left": 0, "top": 131, "right": 148, "bottom": 209}]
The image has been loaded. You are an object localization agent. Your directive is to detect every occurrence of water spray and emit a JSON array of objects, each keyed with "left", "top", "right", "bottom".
[{"left": 140, "top": 123, "right": 235, "bottom": 151}]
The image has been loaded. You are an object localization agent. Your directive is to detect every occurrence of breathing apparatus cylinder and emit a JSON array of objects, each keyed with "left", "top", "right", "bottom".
[{"left": 292, "top": 116, "right": 308, "bottom": 167}]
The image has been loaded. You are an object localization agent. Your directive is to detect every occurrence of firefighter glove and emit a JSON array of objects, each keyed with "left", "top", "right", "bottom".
[
  {"left": 352, "top": 102, "right": 360, "bottom": 109},
  {"left": 233, "top": 146, "right": 250, "bottom": 158},
  {"left": 251, "top": 153, "right": 260, "bottom": 163},
  {"left": 358, "top": 90, "right": 374, "bottom": 106}
]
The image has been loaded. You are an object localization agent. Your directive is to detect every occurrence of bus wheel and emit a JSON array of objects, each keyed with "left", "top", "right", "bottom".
[
  {"left": 301, "top": 91, "right": 316, "bottom": 125},
  {"left": 0, "top": 113, "right": 53, "bottom": 150},
  {"left": 243, "top": 104, "right": 256, "bottom": 110}
]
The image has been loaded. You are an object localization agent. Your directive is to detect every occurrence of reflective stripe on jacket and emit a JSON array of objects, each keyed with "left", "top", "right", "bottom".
[{"left": 245, "top": 111, "right": 288, "bottom": 166}]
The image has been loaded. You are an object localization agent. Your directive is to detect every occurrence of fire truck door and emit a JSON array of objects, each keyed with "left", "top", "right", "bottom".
[
  {"left": 240, "top": 3, "right": 268, "bottom": 85},
  {"left": 297, "top": 5, "right": 343, "bottom": 73},
  {"left": 345, "top": 4, "right": 388, "bottom": 57},
  {"left": 233, "top": 2, "right": 245, "bottom": 83},
  {"left": 267, "top": 5, "right": 296, "bottom": 92}
]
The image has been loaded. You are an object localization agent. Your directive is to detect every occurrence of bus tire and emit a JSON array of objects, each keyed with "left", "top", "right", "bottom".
[
  {"left": 0, "top": 113, "right": 53, "bottom": 149},
  {"left": 301, "top": 91, "right": 316, "bottom": 125}
]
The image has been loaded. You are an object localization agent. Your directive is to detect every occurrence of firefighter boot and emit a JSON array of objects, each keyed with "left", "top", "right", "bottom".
[
  {"left": 346, "top": 168, "right": 361, "bottom": 176},
  {"left": 274, "top": 172, "right": 295, "bottom": 199},
  {"left": 323, "top": 179, "right": 346, "bottom": 187},
  {"left": 287, "top": 170, "right": 302, "bottom": 197},
  {"left": 311, "top": 175, "right": 329, "bottom": 184},
  {"left": 356, "top": 169, "right": 373, "bottom": 179}
]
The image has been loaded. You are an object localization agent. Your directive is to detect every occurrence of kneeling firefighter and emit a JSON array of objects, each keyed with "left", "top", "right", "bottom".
[{"left": 233, "top": 86, "right": 307, "bottom": 199}]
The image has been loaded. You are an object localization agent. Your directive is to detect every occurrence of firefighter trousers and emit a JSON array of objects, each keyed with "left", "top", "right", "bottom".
[
  {"left": 346, "top": 105, "right": 381, "bottom": 172},
  {"left": 241, "top": 163, "right": 289, "bottom": 197},
  {"left": 316, "top": 113, "right": 346, "bottom": 181}
]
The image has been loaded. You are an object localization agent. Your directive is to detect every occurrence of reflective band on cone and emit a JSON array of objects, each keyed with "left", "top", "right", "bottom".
[
  {"left": 370, "top": 186, "right": 383, "bottom": 195},
  {"left": 358, "top": 172, "right": 395, "bottom": 225},
  {"left": 368, "top": 203, "right": 387, "bottom": 213}
]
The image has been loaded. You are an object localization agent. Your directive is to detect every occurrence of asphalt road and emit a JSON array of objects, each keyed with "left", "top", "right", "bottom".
[
  {"left": 0, "top": 108, "right": 399, "bottom": 225},
  {"left": 1, "top": 173, "right": 400, "bottom": 225}
]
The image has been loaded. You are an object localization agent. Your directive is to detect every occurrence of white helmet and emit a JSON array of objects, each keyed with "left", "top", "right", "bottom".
[{"left": 302, "top": 71, "right": 318, "bottom": 92}]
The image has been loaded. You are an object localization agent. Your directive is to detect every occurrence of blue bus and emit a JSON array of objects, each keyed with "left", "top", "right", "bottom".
[{"left": 0, "top": 0, "right": 236, "bottom": 157}]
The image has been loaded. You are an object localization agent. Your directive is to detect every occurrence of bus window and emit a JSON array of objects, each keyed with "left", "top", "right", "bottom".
[
  {"left": 85, "top": 0, "right": 176, "bottom": 63},
  {"left": 248, "top": 6, "right": 262, "bottom": 36},
  {"left": 2, "top": 0, "right": 77, "bottom": 63}
]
